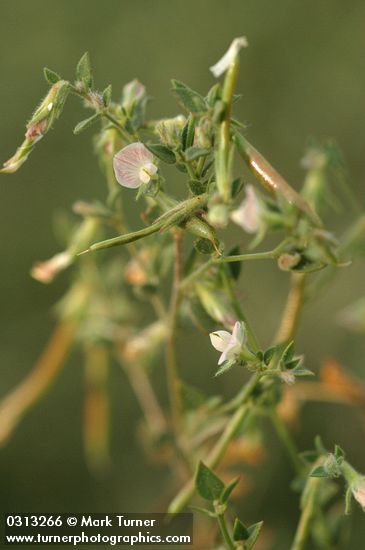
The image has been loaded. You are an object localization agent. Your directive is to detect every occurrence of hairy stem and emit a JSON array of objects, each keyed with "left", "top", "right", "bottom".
[
  {"left": 290, "top": 475, "right": 322, "bottom": 550},
  {"left": 274, "top": 273, "right": 306, "bottom": 344},
  {"left": 0, "top": 321, "right": 75, "bottom": 445},
  {"left": 166, "top": 231, "right": 184, "bottom": 435}
]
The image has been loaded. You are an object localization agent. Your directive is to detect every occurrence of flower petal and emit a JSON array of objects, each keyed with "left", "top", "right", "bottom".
[
  {"left": 231, "top": 185, "right": 261, "bottom": 233},
  {"left": 210, "top": 37, "right": 248, "bottom": 78},
  {"left": 209, "top": 330, "right": 231, "bottom": 352},
  {"left": 113, "top": 142, "right": 154, "bottom": 188},
  {"left": 231, "top": 321, "right": 246, "bottom": 347}
]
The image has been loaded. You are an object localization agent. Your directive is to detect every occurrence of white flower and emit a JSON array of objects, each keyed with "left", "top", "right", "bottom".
[
  {"left": 31, "top": 251, "right": 72, "bottom": 284},
  {"left": 210, "top": 321, "right": 245, "bottom": 365},
  {"left": 231, "top": 184, "right": 262, "bottom": 233},
  {"left": 352, "top": 479, "right": 365, "bottom": 510},
  {"left": 210, "top": 36, "right": 248, "bottom": 78},
  {"left": 113, "top": 143, "right": 157, "bottom": 189}
]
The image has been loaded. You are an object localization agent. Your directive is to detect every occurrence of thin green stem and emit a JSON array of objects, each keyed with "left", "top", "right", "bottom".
[
  {"left": 180, "top": 242, "right": 289, "bottom": 293},
  {"left": 290, "top": 475, "right": 322, "bottom": 550},
  {"left": 168, "top": 373, "right": 260, "bottom": 513},
  {"left": 103, "top": 112, "right": 135, "bottom": 142},
  {"left": 165, "top": 231, "right": 184, "bottom": 436},
  {"left": 216, "top": 513, "right": 235, "bottom": 550},
  {"left": 269, "top": 408, "right": 305, "bottom": 475}
]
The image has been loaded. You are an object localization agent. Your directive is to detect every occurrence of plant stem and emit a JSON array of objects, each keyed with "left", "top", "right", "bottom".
[
  {"left": 290, "top": 475, "right": 322, "bottom": 550},
  {"left": 274, "top": 273, "right": 306, "bottom": 344},
  {"left": 124, "top": 361, "right": 167, "bottom": 436},
  {"left": 179, "top": 240, "right": 291, "bottom": 292},
  {"left": 269, "top": 408, "right": 305, "bottom": 475},
  {"left": 168, "top": 373, "right": 260, "bottom": 513},
  {"left": 165, "top": 231, "right": 183, "bottom": 436},
  {"left": 103, "top": 112, "right": 135, "bottom": 143},
  {"left": 83, "top": 343, "right": 111, "bottom": 475},
  {"left": 0, "top": 321, "right": 75, "bottom": 445},
  {"left": 217, "top": 513, "right": 235, "bottom": 550}
]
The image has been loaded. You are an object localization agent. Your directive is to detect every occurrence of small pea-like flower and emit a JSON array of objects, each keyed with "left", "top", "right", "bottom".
[
  {"left": 113, "top": 142, "right": 157, "bottom": 189},
  {"left": 352, "top": 478, "right": 365, "bottom": 510},
  {"left": 210, "top": 321, "right": 245, "bottom": 365},
  {"left": 231, "top": 184, "right": 262, "bottom": 233},
  {"left": 31, "top": 251, "right": 72, "bottom": 284},
  {"left": 210, "top": 36, "right": 248, "bottom": 78},
  {"left": 280, "top": 370, "right": 296, "bottom": 386}
]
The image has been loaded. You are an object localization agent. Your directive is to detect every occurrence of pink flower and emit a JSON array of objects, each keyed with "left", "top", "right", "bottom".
[
  {"left": 210, "top": 321, "right": 245, "bottom": 365},
  {"left": 352, "top": 479, "right": 365, "bottom": 510},
  {"left": 31, "top": 252, "right": 72, "bottom": 284},
  {"left": 231, "top": 185, "right": 262, "bottom": 233},
  {"left": 113, "top": 143, "right": 157, "bottom": 189}
]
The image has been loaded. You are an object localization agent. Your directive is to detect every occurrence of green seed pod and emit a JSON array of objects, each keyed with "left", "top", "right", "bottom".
[{"left": 184, "top": 216, "right": 220, "bottom": 253}]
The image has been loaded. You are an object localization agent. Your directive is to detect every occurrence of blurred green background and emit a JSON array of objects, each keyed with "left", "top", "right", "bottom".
[{"left": 0, "top": 0, "right": 364, "bottom": 548}]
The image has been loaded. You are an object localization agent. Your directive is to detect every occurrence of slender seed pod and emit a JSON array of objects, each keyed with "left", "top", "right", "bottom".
[{"left": 233, "top": 133, "right": 322, "bottom": 227}]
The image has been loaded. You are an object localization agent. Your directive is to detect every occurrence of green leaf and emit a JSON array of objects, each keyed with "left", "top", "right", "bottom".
[
  {"left": 194, "top": 238, "right": 215, "bottom": 255},
  {"left": 188, "top": 179, "right": 207, "bottom": 196},
  {"left": 310, "top": 465, "right": 329, "bottom": 478},
  {"left": 282, "top": 341, "right": 295, "bottom": 363},
  {"left": 233, "top": 518, "right": 250, "bottom": 541},
  {"left": 75, "top": 52, "right": 93, "bottom": 89},
  {"left": 215, "top": 358, "right": 236, "bottom": 377},
  {"left": 145, "top": 143, "right": 176, "bottom": 164},
  {"left": 195, "top": 461, "right": 225, "bottom": 501},
  {"left": 220, "top": 477, "right": 240, "bottom": 504},
  {"left": 184, "top": 146, "right": 210, "bottom": 162},
  {"left": 43, "top": 67, "right": 61, "bottom": 84},
  {"left": 73, "top": 112, "right": 101, "bottom": 135},
  {"left": 171, "top": 79, "right": 207, "bottom": 113},
  {"left": 292, "top": 367, "right": 314, "bottom": 377},
  {"left": 286, "top": 358, "right": 302, "bottom": 370},
  {"left": 263, "top": 346, "right": 277, "bottom": 366},
  {"left": 246, "top": 521, "right": 264, "bottom": 549},
  {"left": 300, "top": 450, "right": 319, "bottom": 464},
  {"left": 226, "top": 245, "right": 241, "bottom": 280},
  {"left": 206, "top": 83, "right": 221, "bottom": 108},
  {"left": 180, "top": 115, "right": 196, "bottom": 150},
  {"left": 334, "top": 445, "right": 345, "bottom": 462},
  {"left": 102, "top": 84, "right": 112, "bottom": 107}
]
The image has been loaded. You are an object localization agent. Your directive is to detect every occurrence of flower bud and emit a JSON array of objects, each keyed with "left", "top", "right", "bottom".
[
  {"left": 1, "top": 81, "right": 70, "bottom": 174},
  {"left": 31, "top": 252, "right": 72, "bottom": 284},
  {"left": 121, "top": 79, "right": 146, "bottom": 113},
  {"left": 155, "top": 115, "right": 186, "bottom": 148},
  {"left": 194, "top": 116, "right": 213, "bottom": 149},
  {"left": 277, "top": 252, "right": 301, "bottom": 271},
  {"left": 207, "top": 203, "right": 229, "bottom": 229}
]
